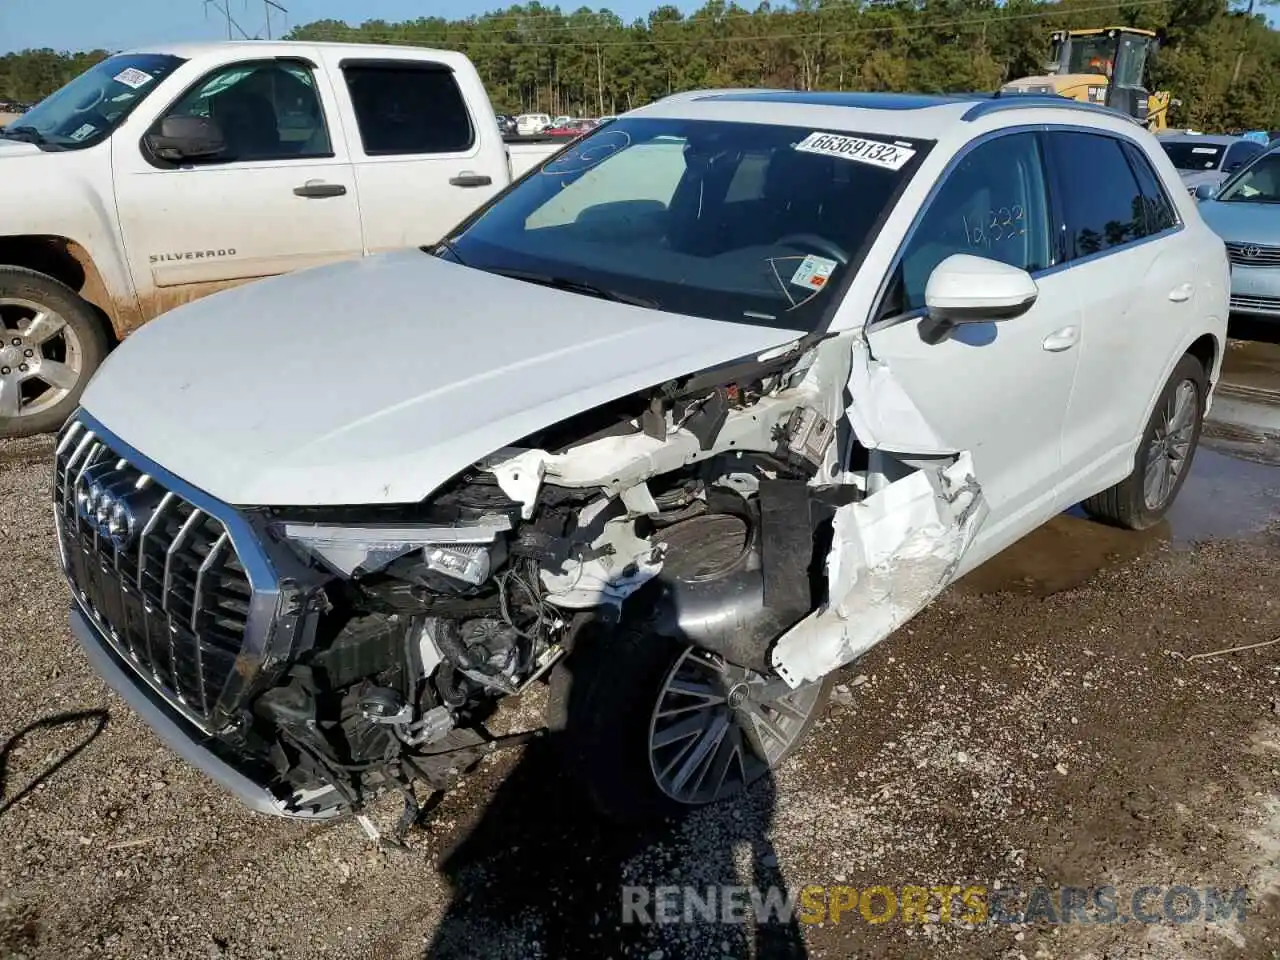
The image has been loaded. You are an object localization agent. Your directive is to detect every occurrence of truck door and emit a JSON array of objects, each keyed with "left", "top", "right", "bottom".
[
  {"left": 112, "top": 56, "right": 363, "bottom": 320},
  {"left": 320, "top": 52, "right": 510, "bottom": 254}
]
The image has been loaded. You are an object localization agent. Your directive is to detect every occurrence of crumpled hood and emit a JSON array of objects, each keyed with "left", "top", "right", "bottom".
[{"left": 82, "top": 250, "right": 805, "bottom": 507}]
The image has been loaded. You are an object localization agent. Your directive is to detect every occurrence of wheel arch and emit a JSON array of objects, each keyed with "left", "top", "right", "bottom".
[
  {"left": 1134, "top": 331, "right": 1221, "bottom": 445},
  {"left": 0, "top": 235, "right": 125, "bottom": 346},
  {"left": 1185, "top": 332, "right": 1220, "bottom": 383}
]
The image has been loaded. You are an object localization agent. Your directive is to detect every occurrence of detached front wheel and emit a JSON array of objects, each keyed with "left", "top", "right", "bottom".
[
  {"left": 548, "top": 626, "right": 831, "bottom": 822},
  {"left": 0, "top": 267, "right": 108, "bottom": 438}
]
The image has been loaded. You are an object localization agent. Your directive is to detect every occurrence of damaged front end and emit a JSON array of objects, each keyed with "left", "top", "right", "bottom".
[{"left": 55, "top": 333, "right": 987, "bottom": 819}]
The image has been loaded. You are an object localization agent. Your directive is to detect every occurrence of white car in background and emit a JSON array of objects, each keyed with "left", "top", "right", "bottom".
[
  {"left": 56, "top": 90, "right": 1227, "bottom": 827},
  {"left": 517, "top": 112, "right": 552, "bottom": 136}
]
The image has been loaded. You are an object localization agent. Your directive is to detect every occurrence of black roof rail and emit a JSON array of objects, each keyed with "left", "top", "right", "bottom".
[{"left": 961, "top": 94, "right": 1141, "bottom": 124}]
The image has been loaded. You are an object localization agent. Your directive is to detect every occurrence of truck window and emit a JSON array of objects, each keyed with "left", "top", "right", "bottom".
[
  {"left": 342, "top": 63, "right": 474, "bottom": 156},
  {"left": 157, "top": 60, "right": 332, "bottom": 162}
]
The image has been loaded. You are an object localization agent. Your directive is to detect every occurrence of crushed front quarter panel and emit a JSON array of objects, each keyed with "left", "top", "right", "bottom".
[{"left": 771, "top": 451, "right": 987, "bottom": 686}]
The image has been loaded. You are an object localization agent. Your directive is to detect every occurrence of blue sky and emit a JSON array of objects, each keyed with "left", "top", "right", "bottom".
[{"left": 0, "top": 0, "right": 684, "bottom": 54}]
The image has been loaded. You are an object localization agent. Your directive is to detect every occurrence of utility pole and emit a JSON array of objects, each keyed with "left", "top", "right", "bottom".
[
  {"left": 263, "top": 0, "right": 288, "bottom": 40},
  {"left": 203, "top": 0, "right": 251, "bottom": 40},
  {"left": 596, "top": 44, "right": 604, "bottom": 116}
]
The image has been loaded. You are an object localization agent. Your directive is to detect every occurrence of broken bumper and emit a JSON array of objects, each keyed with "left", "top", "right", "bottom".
[{"left": 69, "top": 602, "right": 337, "bottom": 820}]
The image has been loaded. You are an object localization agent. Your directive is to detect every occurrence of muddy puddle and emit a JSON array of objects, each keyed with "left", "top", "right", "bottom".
[
  {"left": 1222, "top": 334, "right": 1280, "bottom": 392},
  {"left": 959, "top": 437, "right": 1279, "bottom": 598}
]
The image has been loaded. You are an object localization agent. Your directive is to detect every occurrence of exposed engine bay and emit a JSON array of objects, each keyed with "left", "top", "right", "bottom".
[{"left": 240, "top": 336, "right": 984, "bottom": 820}]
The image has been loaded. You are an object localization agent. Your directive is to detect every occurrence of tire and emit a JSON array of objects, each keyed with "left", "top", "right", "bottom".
[
  {"left": 0, "top": 266, "right": 109, "bottom": 439},
  {"left": 1082, "top": 353, "right": 1207, "bottom": 530},
  {"left": 547, "top": 623, "right": 832, "bottom": 823}
]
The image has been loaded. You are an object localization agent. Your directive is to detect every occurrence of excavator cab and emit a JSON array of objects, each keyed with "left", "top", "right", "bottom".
[
  {"left": 1047, "top": 27, "right": 1160, "bottom": 123},
  {"left": 1001, "top": 26, "right": 1173, "bottom": 130}
]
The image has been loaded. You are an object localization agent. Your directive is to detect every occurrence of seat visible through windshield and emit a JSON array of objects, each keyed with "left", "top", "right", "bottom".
[{"left": 451, "top": 118, "right": 933, "bottom": 329}]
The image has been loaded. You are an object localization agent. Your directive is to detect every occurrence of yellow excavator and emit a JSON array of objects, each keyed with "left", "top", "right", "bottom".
[{"left": 1000, "top": 27, "right": 1176, "bottom": 131}]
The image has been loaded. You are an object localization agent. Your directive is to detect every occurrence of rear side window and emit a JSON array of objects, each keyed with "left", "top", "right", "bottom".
[
  {"left": 1050, "top": 132, "right": 1146, "bottom": 258},
  {"left": 1121, "top": 141, "right": 1178, "bottom": 235},
  {"left": 343, "top": 63, "right": 474, "bottom": 156}
]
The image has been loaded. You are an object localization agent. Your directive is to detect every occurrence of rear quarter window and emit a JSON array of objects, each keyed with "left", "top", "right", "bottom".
[
  {"left": 1121, "top": 141, "right": 1179, "bottom": 235},
  {"left": 1050, "top": 131, "right": 1149, "bottom": 258}
]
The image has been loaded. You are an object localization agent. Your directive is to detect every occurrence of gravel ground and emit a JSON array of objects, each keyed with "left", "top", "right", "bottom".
[{"left": 1, "top": 427, "right": 1279, "bottom": 960}]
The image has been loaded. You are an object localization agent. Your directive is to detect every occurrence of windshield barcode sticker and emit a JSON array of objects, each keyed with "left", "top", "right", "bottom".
[
  {"left": 114, "top": 67, "right": 154, "bottom": 90},
  {"left": 794, "top": 132, "right": 916, "bottom": 170}
]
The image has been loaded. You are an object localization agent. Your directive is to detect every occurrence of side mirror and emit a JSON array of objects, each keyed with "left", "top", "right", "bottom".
[
  {"left": 1224, "top": 162, "right": 1242, "bottom": 174},
  {"left": 1194, "top": 182, "right": 1219, "bottom": 201},
  {"left": 924, "top": 254, "right": 1039, "bottom": 325},
  {"left": 146, "top": 114, "right": 225, "bottom": 162}
]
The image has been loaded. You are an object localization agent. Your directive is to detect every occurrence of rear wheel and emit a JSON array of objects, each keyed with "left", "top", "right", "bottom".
[
  {"left": 0, "top": 267, "right": 108, "bottom": 438},
  {"left": 548, "top": 625, "right": 831, "bottom": 822},
  {"left": 1082, "top": 353, "right": 1206, "bottom": 530}
]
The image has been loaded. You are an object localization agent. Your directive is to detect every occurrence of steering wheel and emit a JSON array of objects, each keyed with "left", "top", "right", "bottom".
[
  {"left": 775, "top": 233, "right": 850, "bottom": 266},
  {"left": 69, "top": 85, "right": 107, "bottom": 116}
]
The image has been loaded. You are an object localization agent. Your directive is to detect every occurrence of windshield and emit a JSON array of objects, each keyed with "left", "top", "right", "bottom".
[
  {"left": 1162, "top": 140, "right": 1225, "bottom": 171},
  {"left": 1217, "top": 151, "right": 1280, "bottom": 204},
  {"left": 5, "top": 53, "right": 184, "bottom": 150},
  {"left": 446, "top": 117, "right": 930, "bottom": 330},
  {"left": 1065, "top": 35, "right": 1118, "bottom": 75}
]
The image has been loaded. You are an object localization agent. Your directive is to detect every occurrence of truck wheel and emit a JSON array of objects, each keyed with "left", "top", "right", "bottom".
[
  {"left": 0, "top": 266, "right": 109, "bottom": 439},
  {"left": 1082, "top": 353, "right": 1206, "bottom": 530},
  {"left": 547, "top": 624, "right": 832, "bottom": 822}
]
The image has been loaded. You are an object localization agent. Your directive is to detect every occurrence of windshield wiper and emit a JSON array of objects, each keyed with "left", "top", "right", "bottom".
[
  {"left": 489, "top": 269, "right": 658, "bottom": 308},
  {"left": 433, "top": 237, "right": 467, "bottom": 265},
  {"left": 0, "top": 125, "right": 47, "bottom": 144}
]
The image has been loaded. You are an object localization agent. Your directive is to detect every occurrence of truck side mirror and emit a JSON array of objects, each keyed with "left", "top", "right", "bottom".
[{"left": 147, "top": 115, "right": 226, "bottom": 162}]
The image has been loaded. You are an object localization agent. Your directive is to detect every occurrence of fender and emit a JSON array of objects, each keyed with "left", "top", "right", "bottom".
[{"left": 0, "top": 149, "right": 142, "bottom": 336}]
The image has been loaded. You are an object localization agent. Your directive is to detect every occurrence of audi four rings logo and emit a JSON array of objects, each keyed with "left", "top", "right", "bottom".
[{"left": 76, "top": 479, "right": 138, "bottom": 546}]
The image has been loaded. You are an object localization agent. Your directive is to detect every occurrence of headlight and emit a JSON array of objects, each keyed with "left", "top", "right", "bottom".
[{"left": 279, "top": 518, "right": 511, "bottom": 582}]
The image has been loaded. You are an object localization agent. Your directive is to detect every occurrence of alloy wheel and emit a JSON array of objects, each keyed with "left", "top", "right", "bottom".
[
  {"left": 648, "top": 646, "right": 824, "bottom": 805},
  {"left": 0, "top": 297, "right": 83, "bottom": 420},
  {"left": 1143, "top": 378, "right": 1198, "bottom": 511}
]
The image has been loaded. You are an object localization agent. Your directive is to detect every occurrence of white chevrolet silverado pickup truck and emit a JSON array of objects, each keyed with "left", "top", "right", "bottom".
[{"left": 0, "top": 41, "right": 562, "bottom": 437}]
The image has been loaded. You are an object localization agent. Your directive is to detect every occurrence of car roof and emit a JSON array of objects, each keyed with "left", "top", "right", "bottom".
[
  {"left": 120, "top": 39, "right": 469, "bottom": 62},
  {"left": 1158, "top": 132, "right": 1240, "bottom": 146},
  {"left": 630, "top": 90, "right": 1146, "bottom": 149}
]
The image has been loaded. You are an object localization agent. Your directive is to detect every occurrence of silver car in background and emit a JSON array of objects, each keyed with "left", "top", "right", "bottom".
[
  {"left": 1158, "top": 132, "right": 1267, "bottom": 195},
  {"left": 1195, "top": 142, "right": 1280, "bottom": 321}
]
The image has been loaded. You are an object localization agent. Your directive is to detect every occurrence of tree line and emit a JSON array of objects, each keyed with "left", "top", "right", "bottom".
[{"left": 2, "top": 0, "right": 1278, "bottom": 130}]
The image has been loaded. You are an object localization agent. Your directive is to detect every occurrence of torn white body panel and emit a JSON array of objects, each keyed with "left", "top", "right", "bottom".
[
  {"left": 540, "top": 509, "right": 665, "bottom": 609},
  {"left": 482, "top": 389, "right": 813, "bottom": 516},
  {"left": 843, "top": 337, "right": 952, "bottom": 455},
  {"left": 771, "top": 452, "right": 988, "bottom": 687}
]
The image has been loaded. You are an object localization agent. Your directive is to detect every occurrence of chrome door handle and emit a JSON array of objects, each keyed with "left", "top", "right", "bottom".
[
  {"left": 1042, "top": 326, "right": 1079, "bottom": 352},
  {"left": 294, "top": 180, "right": 347, "bottom": 198},
  {"left": 1168, "top": 283, "right": 1193, "bottom": 302}
]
